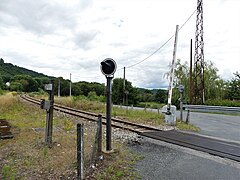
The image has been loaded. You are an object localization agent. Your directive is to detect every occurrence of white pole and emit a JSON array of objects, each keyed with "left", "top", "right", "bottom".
[
  {"left": 167, "top": 25, "right": 179, "bottom": 113},
  {"left": 58, "top": 79, "right": 60, "bottom": 97}
]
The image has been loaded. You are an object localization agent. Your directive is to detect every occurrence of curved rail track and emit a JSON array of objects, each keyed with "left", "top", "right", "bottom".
[
  {"left": 20, "top": 94, "right": 240, "bottom": 162},
  {"left": 20, "top": 94, "right": 160, "bottom": 133}
]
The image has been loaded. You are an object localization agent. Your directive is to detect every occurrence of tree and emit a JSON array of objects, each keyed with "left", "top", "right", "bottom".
[
  {"left": 71, "top": 83, "right": 82, "bottom": 96},
  {"left": 172, "top": 59, "right": 226, "bottom": 105},
  {"left": 9, "top": 82, "right": 23, "bottom": 92},
  {"left": 225, "top": 72, "right": 240, "bottom": 100},
  {"left": 203, "top": 61, "right": 221, "bottom": 100},
  {"left": 112, "top": 78, "right": 139, "bottom": 105},
  {"left": 78, "top": 82, "right": 92, "bottom": 96},
  {"left": 34, "top": 77, "right": 50, "bottom": 90},
  {"left": 155, "top": 89, "right": 167, "bottom": 103},
  {"left": 10, "top": 75, "right": 38, "bottom": 92},
  {"left": 0, "top": 76, "right": 4, "bottom": 89},
  {"left": 90, "top": 82, "right": 105, "bottom": 96}
]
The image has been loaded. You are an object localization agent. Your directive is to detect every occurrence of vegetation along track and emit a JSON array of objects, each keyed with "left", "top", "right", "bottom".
[
  {"left": 20, "top": 94, "right": 161, "bottom": 133},
  {"left": 20, "top": 94, "right": 240, "bottom": 162}
]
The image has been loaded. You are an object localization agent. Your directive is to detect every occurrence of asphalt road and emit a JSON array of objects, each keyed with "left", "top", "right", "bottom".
[
  {"left": 115, "top": 105, "right": 240, "bottom": 180},
  {"left": 128, "top": 138, "right": 240, "bottom": 180},
  {"left": 116, "top": 105, "right": 240, "bottom": 142},
  {"left": 177, "top": 111, "right": 240, "bottom": 142},
  {"left": 120, "top": 106, "right": 240, "bottom": 179}
]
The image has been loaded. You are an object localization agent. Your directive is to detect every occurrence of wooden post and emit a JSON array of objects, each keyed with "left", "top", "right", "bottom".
[
  {"left": 91, "top": 115, "right": 103, "bottom": 165},
  {"left": 97, "top": 114, "right": 102, "bottom": 154}
]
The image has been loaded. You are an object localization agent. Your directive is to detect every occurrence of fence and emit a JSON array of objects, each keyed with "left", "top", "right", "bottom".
[{"left": 76, "top": 115, "right": 103, "bottom": 179}]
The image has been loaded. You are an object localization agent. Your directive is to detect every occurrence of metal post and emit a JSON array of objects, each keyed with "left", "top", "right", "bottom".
[
  {"left": 186, "top": 110, "right": 190, "bottom": 124},
  {"left": 106, "top": 76, "right": 113, "bottom": 151},
  {"left": 77, "top": 123, "right": 84, "bottom": 180},
  {"left": 180, "top": 92, "right": 183, "bottom": 121},
  {"left": 45, "top": 80, "right": 54, "bottom": 147},
  {"left": 45, "top": 109, "right": 50, "bottom": 144}
]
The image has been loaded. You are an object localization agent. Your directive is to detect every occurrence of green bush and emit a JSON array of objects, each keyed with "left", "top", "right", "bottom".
[
  {"left": 2, "top": 164, "right": 16, "bottom": 180},
  {"left": 137, "top": 102, "right": 164, "bottom": 109},
  {"left": 87, "top": 91, "right": 105, "bottom": 102},
  {"left": 0, "top": 89, "right": 4, "bottom": 95},
  {"left": 205, "top": 99, "right": 240, "bottom": 107},
  {"left": 73, "top": 95, "right": 88, "bottom": 101}
]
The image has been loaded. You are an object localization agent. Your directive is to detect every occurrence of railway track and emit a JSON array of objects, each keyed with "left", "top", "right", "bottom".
[
  {"left": 20, "top": 94, "right": 160, "bottom": 133},
  {"left": 20, "top": 94, "right": 240, "bottom": 162}
]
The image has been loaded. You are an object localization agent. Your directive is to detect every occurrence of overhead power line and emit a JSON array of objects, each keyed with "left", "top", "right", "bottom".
[
  {"left": 123, "top": 8, "right": 197, "bottom": 69},
  {"left": 73, "top": 8, "right": 197, "bottom": 80}
]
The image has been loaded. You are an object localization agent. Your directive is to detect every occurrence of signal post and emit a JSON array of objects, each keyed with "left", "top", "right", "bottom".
[
  {"left": 40, "top": 80, "right": 55, "bottom": 147},
  {"left": 100, "top": 58, "right": 117, "bottom": 151}
]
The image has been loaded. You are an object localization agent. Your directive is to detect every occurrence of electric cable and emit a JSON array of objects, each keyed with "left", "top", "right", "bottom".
[
  {"left": 122, "top": 8, "right": 197, "bottom": 69},
  {"left": 73, "top": 8, "right": 197, "bottom": 80}
]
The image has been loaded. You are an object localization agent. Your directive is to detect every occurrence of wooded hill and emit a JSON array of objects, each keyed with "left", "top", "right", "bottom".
[
  {"left": 0, "top": 58, "right": 167, "bottom": 105},
  {"left": 0, "top": 58, "right": 48, "bottom": 79},
  {"left": 0, "top": 58, "right": 239, "bottom": 107}
]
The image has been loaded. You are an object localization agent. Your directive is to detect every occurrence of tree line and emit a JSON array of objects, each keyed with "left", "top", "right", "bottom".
[
  {"left": 0, "top": 58, "right": 239, "bottom": 107},
  {"left": 171, "top": 59, "right": 240, "bottom": 106}
]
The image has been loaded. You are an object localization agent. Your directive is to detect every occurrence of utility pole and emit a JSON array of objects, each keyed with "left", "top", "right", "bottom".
[
  {"left": 194, "top": 0, "right": 205, "bottom": 104},
  {"left": 123, "top": 67, "right": 126, "bottom": 105},
  {"left": 70, "top": 73, "right": 72, "bottom": 97},
  {"left": 189, "top": 39, "right": 193, "bottom": 104},
  {"left": 58, "top": 79, "right": 61, "bottom": 98}
]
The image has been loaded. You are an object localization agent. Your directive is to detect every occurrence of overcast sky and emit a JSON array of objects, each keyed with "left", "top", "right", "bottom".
[{"left": 0, "top": 0, "right": 239, "bottom": 89}]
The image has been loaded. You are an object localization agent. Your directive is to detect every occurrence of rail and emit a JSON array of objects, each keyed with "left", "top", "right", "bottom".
[
  {"left": 20, "top": 95, "right": 240, "bottom": 162},
  {"left": 20, "top": 94, "right": 161, "bottom": 133}
]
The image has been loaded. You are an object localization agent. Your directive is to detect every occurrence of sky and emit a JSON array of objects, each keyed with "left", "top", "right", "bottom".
[{"left": 0, "top": 0, "right": 239, "bottom": 89}]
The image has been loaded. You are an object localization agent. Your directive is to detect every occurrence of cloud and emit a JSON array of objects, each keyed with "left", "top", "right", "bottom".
[
  {"left": 0, "top": 0, "right": 92, "bottom": 35},
  {"left": 73, "top": 30, "right": 100, "bottom": 50},
  {"left": 0, "top": 0, "right": 239, "bottom": 89}
]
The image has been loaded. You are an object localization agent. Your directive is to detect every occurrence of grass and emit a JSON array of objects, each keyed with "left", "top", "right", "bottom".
[
  {"left": 112, "top": 106, "right": 165, "bottom": 126},
  {"left": 0, "top": 94, "right": 143, "bottom": 179},
  {"left": 2, "top": 164, "right": 16, "bottom": 180},
  {"left": 52, "top": 95, "right": 199, "bottom": 132},
  {"left": 176, "top": 120, "right": 200, "bottom": 132},
  {"left": 137, "top": 101, "right": 165, "bottom": 109},
  {"left": 96, "top": 144, "right": 143, "bottom": 180},
  {"left": 0, "top": 94, "right": 96, "bottom": 179}
]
